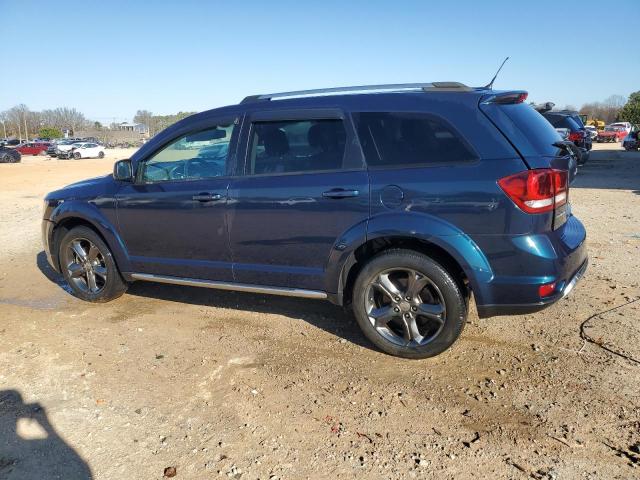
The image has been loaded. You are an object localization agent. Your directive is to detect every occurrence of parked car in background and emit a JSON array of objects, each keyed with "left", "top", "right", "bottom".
[
  {"left": 540, "top": 111, "right": 591, "bottom": 165},
  {"left": 69, "top": 142, "right": 105, "bottom": 159},
  {"left": 16, "top": 142, "right": 50, "bottom": 156},
  {"left": 55, "top": 141, "right": 84, "bottom": 158},
  {"left": 42, "top": 82, "right": 587, "bottom": 359},
  {"left": 585, "top": 125, "right": 598, "bottom": 139},
  {"left": 597, "top": 125, "right": 627, "bottom": 143},
  {"left": 0, "top": 146, "right": 21, "bottom": 163},
  {"left": 3, "top": 139, "right": 22, "bottom": 148},
  {"left": 610, "top": 122, "right": 632, "bottom": 135},
  {"left": 623, "top": 130, "right": 639, "bottom": 151}
]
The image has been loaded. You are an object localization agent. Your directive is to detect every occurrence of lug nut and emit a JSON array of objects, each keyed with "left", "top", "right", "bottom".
[
  {"left": 406, "top": 296, "right": 411, "bottom": 301},
  {"left": 394, "top": 307, "right": 400, "bottom": 312},
  {"left": 394, "top": 296, "right": 401, "bottom": 302},
  {"left": 411, "top": 306, "right": 417, "bottom": 311}
]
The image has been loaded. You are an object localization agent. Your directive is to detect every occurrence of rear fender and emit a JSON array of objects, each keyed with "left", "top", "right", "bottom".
[{"left": 326, "top": 212, "right": 494, "bottom": 305}]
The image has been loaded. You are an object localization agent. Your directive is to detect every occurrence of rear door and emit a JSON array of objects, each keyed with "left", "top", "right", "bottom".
[{"left": 227, "top": 109, "right": 369, "bottom": 291}]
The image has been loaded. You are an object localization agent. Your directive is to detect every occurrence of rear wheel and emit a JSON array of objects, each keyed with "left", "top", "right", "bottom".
[
  {"left": 98, "top": 151, "right": 105, "bottom": 158},
  {"left": 352, "top": 249, "right": 467, "bottom": 359},
  {"left": 59, "top": 226, "right": 127, "bottom": 302}
]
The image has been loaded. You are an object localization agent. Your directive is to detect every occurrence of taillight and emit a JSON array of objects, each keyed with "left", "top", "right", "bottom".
[
  {"left": 498, "top": 169, "right": 568, "bottom": 214},
  {"left": 568, "top": 131, "right": 583, "bottom": 142}
]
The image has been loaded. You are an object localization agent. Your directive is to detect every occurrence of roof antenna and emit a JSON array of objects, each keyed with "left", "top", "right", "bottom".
[{"left": 483, "top": 56, "right": 510, "bottom": 89}]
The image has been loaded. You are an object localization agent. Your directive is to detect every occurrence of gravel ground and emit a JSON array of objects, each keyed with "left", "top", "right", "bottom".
[{"left": 0, "top": 144, "right": 638, "bottom": 479}]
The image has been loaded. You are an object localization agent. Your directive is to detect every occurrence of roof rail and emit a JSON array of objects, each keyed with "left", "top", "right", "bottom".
[{"left": 240, "top": 82, "right": 471, "bottom": 104}]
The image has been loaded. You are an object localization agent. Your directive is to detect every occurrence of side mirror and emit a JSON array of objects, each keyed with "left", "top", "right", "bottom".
[{"left": 113, "top": 159, "right": 133, "bottom": 181}]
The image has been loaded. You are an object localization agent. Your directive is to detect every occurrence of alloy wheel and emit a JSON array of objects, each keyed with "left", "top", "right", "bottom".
[
  {"left": 65, "top": 238, "right": 107, "bottom": 293},
  {"left": 364, "top": 268, "right": 446, "bottom": 347}
]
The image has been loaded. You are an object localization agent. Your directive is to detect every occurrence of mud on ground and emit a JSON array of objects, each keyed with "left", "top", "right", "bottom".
[{"left": 0, "top": 145, "right": 638, "bottom": 479}]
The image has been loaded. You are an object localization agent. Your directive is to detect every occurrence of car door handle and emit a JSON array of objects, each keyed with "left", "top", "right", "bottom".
[
  {"left": 322, "top": 189, "right": 360, "bottom": 199},
  {"left": 192, "top": 192, "right": 223, "bottom": 202}
]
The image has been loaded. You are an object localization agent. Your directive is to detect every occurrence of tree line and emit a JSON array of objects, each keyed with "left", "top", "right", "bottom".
[
  {"left": 0, "top": 104, "right": 89, "bottom": 140},
  {"left": 0, "top": 105, "right": 197, "bottom": 141},
  {"left": 132, "top": 110, "right": 197, "bottom": 137}
]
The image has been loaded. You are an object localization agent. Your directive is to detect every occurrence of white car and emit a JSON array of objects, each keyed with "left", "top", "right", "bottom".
[
  {"left": 70, "top": 142, "right": 105, "bottom": 159},
  {"left": 585, "top": 125, "right": 598, "bottom": 139}
]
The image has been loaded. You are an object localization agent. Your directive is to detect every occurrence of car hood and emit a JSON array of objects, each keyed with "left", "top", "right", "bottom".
[{"left": 46, "top": 174, "right": 117, "bottom": 200}]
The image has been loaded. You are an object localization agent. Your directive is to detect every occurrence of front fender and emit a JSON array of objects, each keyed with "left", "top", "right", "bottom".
[
  {"left": 327, "top": 212, "right": 494, "bottom": 305},
  {"left": 49, "top": 199, "right": 131, "bottom": 273}
]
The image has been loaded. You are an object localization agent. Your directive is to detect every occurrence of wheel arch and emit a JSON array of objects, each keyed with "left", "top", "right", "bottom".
[
  {"left": 49, "top": 206, "right": 131, "bottom": 274},
  {"left": 338, "top": 235, "right": 475, "bottom": 306}
]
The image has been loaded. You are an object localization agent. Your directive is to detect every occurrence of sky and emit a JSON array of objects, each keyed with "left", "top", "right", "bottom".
[{"left": 1, "top": 0, "right": 638, "bottom": 122}]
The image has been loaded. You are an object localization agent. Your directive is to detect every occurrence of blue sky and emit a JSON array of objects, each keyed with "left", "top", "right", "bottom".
[{"left": 1, "top": 0, "right": 638, "bottom": 122}]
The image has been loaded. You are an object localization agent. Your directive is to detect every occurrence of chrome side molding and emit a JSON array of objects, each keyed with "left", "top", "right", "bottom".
[{"left": 130, "top": 273, "right": 328, "bottom": 299}]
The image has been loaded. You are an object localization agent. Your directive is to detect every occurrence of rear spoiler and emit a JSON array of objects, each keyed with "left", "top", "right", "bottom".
[{"left": 480, "top": 91, "right": 528, "bottom": 105}]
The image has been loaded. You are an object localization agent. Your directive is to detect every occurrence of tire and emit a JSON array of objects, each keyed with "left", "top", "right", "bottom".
[
  {"left": 352, "top": 249, "right": 467, "bottom": 359},
  {"left": 58, "top": 226, "right": 127, "bottom": 302},
  {"left": 98, "top": 151, "right": 105, "bottom": 158},
  {"left": 73, "top": 151, "right": 81, "bottom": 159}
]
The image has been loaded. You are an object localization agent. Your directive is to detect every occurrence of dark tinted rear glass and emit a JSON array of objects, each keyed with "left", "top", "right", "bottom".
[
  {"left": 544, "top": 114, "right": 580, "bottom": 131},
  {"left": 481, "top": 103, "right": 562, "bottom": 157},
  {"left": 354, "top": 112, "right": 477, "bottom": 167}
]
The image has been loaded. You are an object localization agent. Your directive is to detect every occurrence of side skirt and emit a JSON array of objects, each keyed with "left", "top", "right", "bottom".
[{"left": 130, "top": 273, "right": 328, "bottom": 300}]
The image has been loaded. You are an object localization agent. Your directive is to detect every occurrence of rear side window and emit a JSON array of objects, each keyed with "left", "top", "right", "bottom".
[
  {"left": 354, "top": 112, "right": 477, "bottom": 167},
  {"left": 544, "top": 114, "right": 579, "bottom": 131},
  {"left": 248, "top": 119, "right": 346, "bottom": 175}
]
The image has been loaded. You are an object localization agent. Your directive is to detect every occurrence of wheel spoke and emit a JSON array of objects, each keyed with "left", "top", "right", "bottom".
[
  {"left": 400, "top": 315, "right": 424, "bottom": 344},
  {"left": 417, "top": 302, "right": 445, "bottom": 323},
  {"left": 369, "top": 305, "right": 396, "bottom": 328},
  {"left": 93, "top": 265, "right": 107, "bottom": 278},
  {"left": 68, "top": 262, "right": 85, "bottom": 278},
  {"left": 406, "top": 270, "right": 429, "bottom": 299},
  {"left": 374, "top": 273, "right": 402, "bottom": 300},
  {"left": 87, "top": 244, "right": 100, "bottom": 261},
  {"left": 70, "top": 240, "right": 87, "bottom": 261},
  {"left": 86, "top": 270, "right": 98, "bottom": 292}
]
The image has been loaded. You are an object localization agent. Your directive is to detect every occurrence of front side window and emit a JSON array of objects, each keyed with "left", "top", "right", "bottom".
[
  {"left": 248, "top": 119, "right": 346, "bottom": 175},
  {"left": 140, "top": 123, "right": 234, "bottom": 182},
  {"left": 355, "top": 112, "right": 477, "bottom": 167}
]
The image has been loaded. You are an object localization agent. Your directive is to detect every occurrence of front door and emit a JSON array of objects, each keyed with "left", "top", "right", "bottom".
[
  {"left": 116, "top": 119, "right": 238, "bottom": 281},
  {"left": 228, "top": 110, "right": 369, "bottom": 291}
]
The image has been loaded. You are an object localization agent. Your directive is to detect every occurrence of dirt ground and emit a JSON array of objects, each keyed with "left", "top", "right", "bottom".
[{"left": 0, "top": 145, "right": 638, "bottom": 480}]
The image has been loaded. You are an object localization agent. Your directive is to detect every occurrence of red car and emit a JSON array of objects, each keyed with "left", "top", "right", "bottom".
[
  {"left": 16, "top": 142, "right": 50, "bottom": 155},
  {"left": 596, "top": 126, "right": 627, "bottom": 143}
]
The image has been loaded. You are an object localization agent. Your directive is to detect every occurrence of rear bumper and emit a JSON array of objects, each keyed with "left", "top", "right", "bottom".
[
  {"left": 477, "top": 258, "right": 587, "bottom": 317},
  {"left": 473, "top": 214, "right": 587, "bottom": 318}
]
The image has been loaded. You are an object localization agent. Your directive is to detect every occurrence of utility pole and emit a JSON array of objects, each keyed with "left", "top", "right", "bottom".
[
  {"left": 17, "top": 120, "right": 22, "bottom": 142},
  {"left": 1, "top": 120, "right": 6, "bottom": 139},
  {"left": 23, "top": 113, "right": 29, "bottom": 142}
]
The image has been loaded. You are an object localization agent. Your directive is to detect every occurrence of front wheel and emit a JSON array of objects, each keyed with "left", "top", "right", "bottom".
[
  {"left": 59, "top": 226, "right": 127, "bottom": 302},
  {"left": 73, "top": 151, "right": 81, "bottom": 159},
  {"left": 352, "top": 249, "right": 467, "bottom": 359}
]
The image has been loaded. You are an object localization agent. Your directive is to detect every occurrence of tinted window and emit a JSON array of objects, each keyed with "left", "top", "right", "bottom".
[
  {"left": 248, "top": 119, "right": 346, "bottom": 174},
  {"left": 544, "top": 114, "right": 580, "bottom": 131},
  {"left": 354, "top": 112, "right": 477, "bottom": 167},
  {"left": 140, "top": 123, "right": 233, "bottom": 183}
]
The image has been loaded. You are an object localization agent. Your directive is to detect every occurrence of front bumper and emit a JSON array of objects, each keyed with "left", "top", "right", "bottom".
[{"left": 42, "top": 218, "right": 60, "bottom": 273}]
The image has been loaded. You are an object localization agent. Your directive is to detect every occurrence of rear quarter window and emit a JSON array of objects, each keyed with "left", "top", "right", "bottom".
[{"left": 353, "top": 112, "right": 477, "bottom": 168}]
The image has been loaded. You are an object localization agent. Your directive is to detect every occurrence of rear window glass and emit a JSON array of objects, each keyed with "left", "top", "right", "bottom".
[
  {"left": 481, "top": 103, "right": 562, "bottom": 157},
  {"left": 354, "top": 112, "right": 477, "bottom": 167},
  {"left": 544, "top": 114, "right": 580, "bottom": 131}
]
